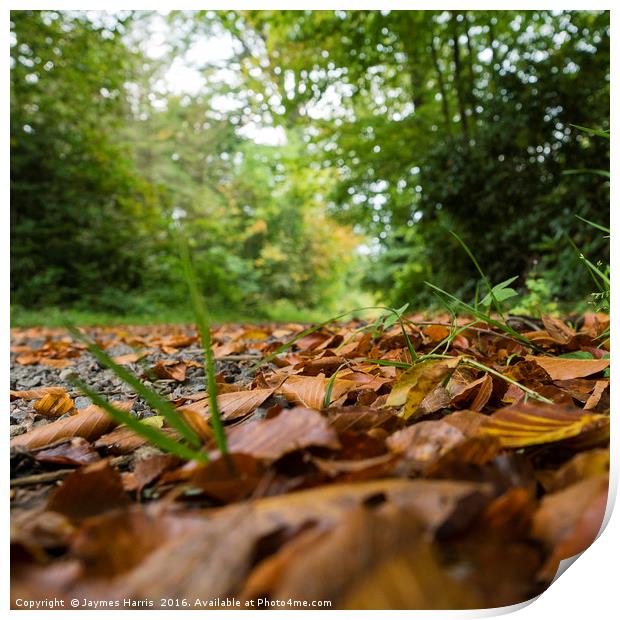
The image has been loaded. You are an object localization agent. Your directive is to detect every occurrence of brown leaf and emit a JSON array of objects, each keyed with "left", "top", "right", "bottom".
[
  {"left": 537, "top": 449, "right": 610, "bottom": 493},
  {"left": 150, "top": 360, "right": 187, "bottom": 382},
  {"left": 10, "top": 386, "right": 68, "bottom": 401},
  {"left": 242, "top": 504, "right": 478, "bottom": 610},
  {"left": 450, "top": 374, "right": 493, "bottom": 411},
  {"left": 481, "top": 402, "right": 609, "bottom": 448},
  {"left": 180, "top": 387, "right": 274, "bottom": 421},
  {"left": 10, "top": 402, "right": 131, "bottom": 450},
  {"left": 34, "top": 438, "right": 101, "bottom": 467},
  {"left": 131, "top": 454, "right": 178, "bottom": 493},
  {"left": 525, "top": 355, "right": 609, "bottom": 381},
  {"left": 112, "top": 352, "right": 144, "bottom": 365},
  {"left": 225, "top": 407, "right": 340, "bottom": 460},
  {"left": 94, "top": 425, "right": 180, "bottom": 455},
  {"left": 387, "top": 421, "right": 465, "bottom": 471},
  {"left": 33, "top": 391, "right": 75, "bottom": 418},
  {"left": 189, "top": 454, "right": 266, "bottom": 503},
  {"left": 279, "top": 374, "right": 355, "bottom": 410},
  {"left": 532, "top": 474, "right": 608, "bottom": 581},
  {"left": 47, "top": 460, "right": 130, "bottom": 521},
  {"left": 541, "top": 315, "right": 575, "bottom": 344}
]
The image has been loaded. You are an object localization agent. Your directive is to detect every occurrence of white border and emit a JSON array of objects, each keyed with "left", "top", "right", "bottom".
[{"left": 3, "top": 3, "right": 616, "bottom": 618}]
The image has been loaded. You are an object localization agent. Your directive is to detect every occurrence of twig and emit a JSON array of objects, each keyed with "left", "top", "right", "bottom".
[{"left": 10, "top": 455, "right": 131, "bottom": 487}]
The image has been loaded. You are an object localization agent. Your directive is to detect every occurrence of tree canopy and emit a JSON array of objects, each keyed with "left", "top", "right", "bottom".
[{"left": 11, "top": 10, "right": 609, "bottom": 319}]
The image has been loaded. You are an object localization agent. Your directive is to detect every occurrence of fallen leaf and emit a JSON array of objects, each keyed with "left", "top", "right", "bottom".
[
  {"left": 525, "top": 355, "right": 609, "bottom": 381},
  {"left": 33, "top": 391, "right": 75, "bottom": 418},
  {"left": 10, "top": 386, "right": 68, "bottom": 401},
  {"left": 47, "top": 460, "right": 130, "bottom": 520},
  {"left": 386, "top": 358, "right": 460, "bottom": 420},
  {"left": 180, "top": 388, "right": 274, "bottom": 421},
  {"left": 387, "top": 421, "right": 465, "bottom": 471},
  {"left": 10, "top": 402, "right": 131, "bottom": 450},
  {"left": 34, "top": 438, "right": 101, "bottom": 467},
  {"left": 279, "top": 374, "right": 356, "bottom": 410},
  {"left": 225, "top": 407, "right": 340, "bottom": 460},
  {"left": 532, "top": 473, "right": 608, "bottom": 581},
  {"left": 481, "top": 403, "right": 609, "bottom": 448},
  {"left": 150, "top": 360, "right": 187, "bottom": 382}
]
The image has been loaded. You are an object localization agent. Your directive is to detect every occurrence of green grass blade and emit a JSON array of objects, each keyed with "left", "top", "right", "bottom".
[
  {"left": 450, "top": 230, "right": 505, "bottom": 318},
  {"left": 575, "top": 214, "right": 610, "bottom": 234},
  {"left": 72, "top": 379, "right": 209, "bottom": 461},
  {"left": 179, "top": 238, "right": 228, "bottom": 456},
  {"left": 462, "top": 358, "right": 553, "bottom": 404},
  {"left": 563, "top": 169, "right": 610, "bottom": 179},
  {"left": 67, "top": 325, "right": 202, "bottom": 448},
  {"left": 569, "top": 124, "right": 610, "bottom": 139},
  {"left": 424, "top": 282, "right": 534, "bottom": 348}
]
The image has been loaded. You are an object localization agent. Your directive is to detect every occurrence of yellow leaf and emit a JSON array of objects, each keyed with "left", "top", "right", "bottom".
[{"left": 386, "top": 358, "right": 460, "bottom": 420}]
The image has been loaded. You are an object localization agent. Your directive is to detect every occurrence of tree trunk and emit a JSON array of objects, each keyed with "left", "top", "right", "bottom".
[{"left": 450, "top": 13, "right": 470, "bottom": 141}]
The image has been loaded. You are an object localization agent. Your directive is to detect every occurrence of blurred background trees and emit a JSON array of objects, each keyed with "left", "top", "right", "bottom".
[{"left": 10, "top": 10, "right": 609, "bottom": 322}]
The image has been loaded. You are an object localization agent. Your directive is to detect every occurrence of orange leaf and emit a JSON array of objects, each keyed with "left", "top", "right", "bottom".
[
  {"left": 10, "top": 386, "right": 68, "bottom": 401},
  {"left": 525, "top": 355, "right": 609, "bottom": 381},
  {"left": 33, "top": 391, "right": 75, "bottom": 418},
  {"left": 279, "top": 374, "right": 356, "bottom": 410},
  {"left": 151, "top": 360, "right": 187, "bottom": 382}
]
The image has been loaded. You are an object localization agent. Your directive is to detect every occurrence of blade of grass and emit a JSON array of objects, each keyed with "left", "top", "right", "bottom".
[
  {"left": 450, "top": 230, "right": 504, "bottom": 318},
  {"left": 569, "top": 124, "right": 610, "bottom": 139},
  {"left": 72, "top": 378, "right": 209, "bottom": 461},
  {"left": 575, "top": 215, "right": 610, "bottom": 234},
  {"left": 424, "top": 282, "right": 535, "bottom": 348},
  {"left": 67, "top": 325, "right": 202, "bottom": 448},
  {"left": 179, "top": 237, "right": 228, "bottom": 456},
  {"left": 322, "top": 362, "right": 349, "bottom": 409}
]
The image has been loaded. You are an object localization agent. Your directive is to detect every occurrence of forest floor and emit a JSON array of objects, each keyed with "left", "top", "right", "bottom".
[{"left": 10, "top": 313, "right": 610, "bottom": 610}]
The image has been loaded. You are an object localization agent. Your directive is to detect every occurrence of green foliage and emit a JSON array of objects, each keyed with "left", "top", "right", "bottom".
[{"left": 10, "top": 10, "right": 610, "bottom": 320}]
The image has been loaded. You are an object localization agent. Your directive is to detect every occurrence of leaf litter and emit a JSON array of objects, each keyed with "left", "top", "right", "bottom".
[{"left": 9, "top": 311, "right": 610, "bottom": 609}]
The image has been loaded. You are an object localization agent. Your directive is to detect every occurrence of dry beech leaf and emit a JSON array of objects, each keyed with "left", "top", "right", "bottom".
[
  {"left": 525, "top": 355, "right": 609, "bottom": 381},
  {"left": 242, "top": 505, "right": 477, "bottom": 610},
  {"left": 189, "top": 454, "right": 266, "bottom": 503},
  {"left": 225, "top": 406, "right": 340, "bottom": 460},
  {"left": 481, "top": 403, "right": 609, "bottom": 448},
  {"left": 179, "top": 388, "right": 274, "bottom": 421},
  {"left": 541, "top": 315, "right": 575, "bottom": 344},
  {"left": 10, "top": 402, "right": 131, "bottom": 450},
  {"left": 112, "top": 352, "right": 144, "bottom": 365},
  {"left": 279, "top": 374, "right": 356, "bottom": 410},
  {"left": 532, "top": 473, "right": 608, "bottom": 581},
  {"left": 34, "top": 438, "right": 101, "bottom": 467},
  {"left": 10, "top": 386, "right": 67, "bottom": 401},
  {"left": 94, "top": 425, "right": 180, "bottom": 455},
  {"left": 537, "top": 449, "right": 609, "bottom": 493},
  {"left": 387, "top": 421, "right": 465, "bottom": 471},
  {"left": 47, "top": 460, "right": 130, "bottom": 521},
  {"left": 33, "top": 391, "right": 75, "bottom": 418},
  {"left": 150, "top": 360, "right": 187, "bottom": 382}
]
